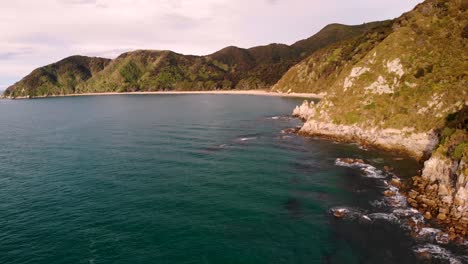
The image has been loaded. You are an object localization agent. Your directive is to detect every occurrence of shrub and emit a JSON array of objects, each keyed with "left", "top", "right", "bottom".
[
  {"left": 453, "top": 142, "right": 468, "bottom": 160},
  {"left": 120, "top": 62, "right": 142, "bottom": 84}
]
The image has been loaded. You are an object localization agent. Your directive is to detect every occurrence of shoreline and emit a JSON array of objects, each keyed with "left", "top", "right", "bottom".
[
  {"left": 292, "top": 101, "right": 437, "bottom": 160},
  {"left": 292, "top": 100, "right": 468, "bottom": 242},
  {"left": 2, "top": 90, "right": 324, "bottom": 100}
]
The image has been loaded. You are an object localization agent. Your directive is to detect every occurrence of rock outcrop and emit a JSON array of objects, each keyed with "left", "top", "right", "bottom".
[
  {"left": 409, "top": 128, "right": 468, "bottom": 237},
  {"left": 293, "top": 101, "right": 439, "bottom": 159}
]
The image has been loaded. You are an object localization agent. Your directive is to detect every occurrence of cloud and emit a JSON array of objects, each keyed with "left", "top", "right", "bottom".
[
  {"left": 0, "top": 50, "right": 33, "bottom": 61},
  {"left": 0, "top": 0, "right": 424, "bottom": 87},
  {"left": 59, "top": 0, "right": 97, "bottom": 5}
]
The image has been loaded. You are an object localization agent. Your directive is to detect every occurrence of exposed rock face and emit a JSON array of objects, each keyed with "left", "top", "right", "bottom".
[
  {"left": 410, "top": 129, "right": 468, "bottom": 237},
  {"left": 292, "top": 101, "right": 438, "bottom": 159}
]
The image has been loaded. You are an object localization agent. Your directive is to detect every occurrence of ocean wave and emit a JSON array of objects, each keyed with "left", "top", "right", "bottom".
[
  {"left": 392, "top": 208, "right": 419, "bottom": 218},
  {"left": 268, "top": 116, "right": 293, "bottom": 120},
  {"left": 332, "top": 157, "right": 467, "bottom": 261},
  {"left": 238, "top": 137, "right": 257, "bottom": 142},
  {"left": 368, "top": 213, "right": 399, "bottom": 223},
  {"left": 335, "top": 158, "right": 387, "bottom": 179}
]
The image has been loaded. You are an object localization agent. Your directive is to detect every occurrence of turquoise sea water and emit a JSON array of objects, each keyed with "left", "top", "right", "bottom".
[{"left": 0, "top": 95, "right": 457, "bottom": 263}]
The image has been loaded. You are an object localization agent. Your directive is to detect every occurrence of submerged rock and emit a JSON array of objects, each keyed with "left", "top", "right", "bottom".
[{"left": 281, "top": 127, "right": 301, "bottom": 134}]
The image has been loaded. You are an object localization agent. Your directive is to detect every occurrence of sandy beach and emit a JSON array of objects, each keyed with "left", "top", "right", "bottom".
[{"left": 4, "top": 90, "right": 324, "bottom": 100}]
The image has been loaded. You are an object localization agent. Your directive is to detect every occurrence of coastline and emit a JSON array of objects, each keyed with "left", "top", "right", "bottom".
[
  {"left": 2, "top": 90, "right": 324, "bottom": 100},
  {"left": 293, "top": 100, "right": 468, "bottom": 242},
  {"left": 292, "top": 101, "right": 437, "bottom": 160}
]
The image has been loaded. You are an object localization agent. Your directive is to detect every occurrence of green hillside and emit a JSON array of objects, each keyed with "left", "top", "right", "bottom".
[
  {"left": 4, "top": 56, "right": 110, "bottom": 97},
  {"left": 4, "top": 22, "right": 386, "bottom": 97},
  {"left": 276, "top": 0, "right": 467, "bottom": 132}
]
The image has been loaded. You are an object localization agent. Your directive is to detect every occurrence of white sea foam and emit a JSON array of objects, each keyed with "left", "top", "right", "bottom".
[
  {"left": 368, "top": 213, "right": 399, "bottom": 223},
  {"left": 238, "top": 137, "right": 257, "bottom": 142},
  {"left": 392, "top": 208, "right": 419, "bottom": 218},
  {"left": 335, "top": 158, "right": 387, "bottom": 179},
  {"left": 329, "top": 207, "right": 363, "bottom": 220}
]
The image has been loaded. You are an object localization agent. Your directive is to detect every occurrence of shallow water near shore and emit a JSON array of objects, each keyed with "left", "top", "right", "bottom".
[{"left": 0, "top": 95, "right": 465, "bottom": 263}]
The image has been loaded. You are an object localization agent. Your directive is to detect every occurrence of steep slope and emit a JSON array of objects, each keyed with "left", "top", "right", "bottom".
[
  {"left": 290, "top": 21, "right": 387, "bottom": 56},
  {"left": 288, "top": 0, "right": 467, "bottom": 236},
  {"left": 289, "top": 0, "right": 466, "bottom": 154},
  {"left": 4, "top": 56, "right": 111, "bottom": 97},
  {"left": 4, "top": 22, "right": 387, "bottom": 97},
  {"left": 77, "top": 50, "right": 229, "bottom": 93},
  {"left": 410, "top": 106, "right": 467, "bottom": 237},
  {"left": 273, "top": 21, "right": 394, "bottom": 93},
  {"left": 206, "top": 22, "right": 389, "bottom": 90}
]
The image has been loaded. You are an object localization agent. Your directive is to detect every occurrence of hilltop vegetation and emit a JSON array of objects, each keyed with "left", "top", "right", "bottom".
[
  {"left": 4, "top": 56, "right": 110, "bottom": 97},
  {"left": 4, "top": 22, "right": 386, "bottom": 97},
  {"left": 277, "top": 0, "right": 467, "bottom": 132},
  {"left": 273, "top": 21, "right": 394, "bottom": 94}
]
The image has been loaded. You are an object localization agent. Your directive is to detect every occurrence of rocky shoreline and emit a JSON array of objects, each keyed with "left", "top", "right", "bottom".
[
  {"left": 292, "top": 100, "right": 468, "bottom": 241},
  {"left": 293, "top": 101, "right": 438, "bottom": 160},
  {"left": 408, "top": 149, "right": 468, "bottom": 238}
]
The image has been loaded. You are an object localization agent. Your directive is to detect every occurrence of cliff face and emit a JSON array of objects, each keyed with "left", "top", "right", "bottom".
[
  {"left": 293, "top": 101, "right": 439, "bottom": 158},
  {"left": 411, "top": 130, "right": 467, "bottom": 236},
  {"left": 5, "top": 23, "right": 383, "bottom": 97}
]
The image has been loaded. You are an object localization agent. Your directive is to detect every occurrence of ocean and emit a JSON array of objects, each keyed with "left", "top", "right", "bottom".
[{"left": 0, "top": 95, "right": 463, "bottom": 263}]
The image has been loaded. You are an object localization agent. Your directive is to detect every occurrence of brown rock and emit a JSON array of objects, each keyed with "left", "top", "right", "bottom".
[
  {"left": 389, "top": 178, "right": 402, "bottom": 188},
  {"left": 437, "top": 213, "right": 447, "bottom": 221},
  {"left": 438, "top": 208, "right": 448, "bottom": 214},
  {"left": 424, "top": 212, "right": 432, "bottom": 220},
  {"left": 281, "top": 127, "right": 301, "bottom": 134},
  {"left": 332, "top": 208, "right": 348, "bottom": 218},
  {"left": 425, "top": 184, "right": 438, "bottom": 194},
  {"left": 438, "top": 184, "right": 450, "bottom": 197},
  {"left": 384, "top": 190, "right": 396, "bottom": 197},
  {"left": 448, "top": 232, "right": 457, "bottom": 241},
  {"left": 409, "top": 190, "right": 419, "bottom": 199},
  {"left": 454, "top": 197, "right": 464, "bottom": 206},
  {"left": 421, "top": 198, "right": 437, "bottom": 208}
]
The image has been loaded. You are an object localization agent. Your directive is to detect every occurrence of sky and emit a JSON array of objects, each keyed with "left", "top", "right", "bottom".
[{"left": 0, "top": 0, "right": 423, "bottom": 91}]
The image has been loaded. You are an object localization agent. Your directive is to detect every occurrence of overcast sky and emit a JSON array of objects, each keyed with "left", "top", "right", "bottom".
[{"left": 0, "top": 0, "right": 423, "bottom": 90}]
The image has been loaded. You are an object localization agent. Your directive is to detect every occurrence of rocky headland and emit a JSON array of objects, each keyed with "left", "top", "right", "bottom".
[{"left": 286, "top": 0, "right": 468, "bottom": 243}]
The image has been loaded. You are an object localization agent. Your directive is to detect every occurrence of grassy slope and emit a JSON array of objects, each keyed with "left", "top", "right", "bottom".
[
  {"left": 276, "top": 0, "right": 467, "bottom": 133},
  {"left": 273, "top": 21, "right": 394, "bottom": 93},
  {"left": 5, "top": 23, "right": 385, "bottom": 97}
]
